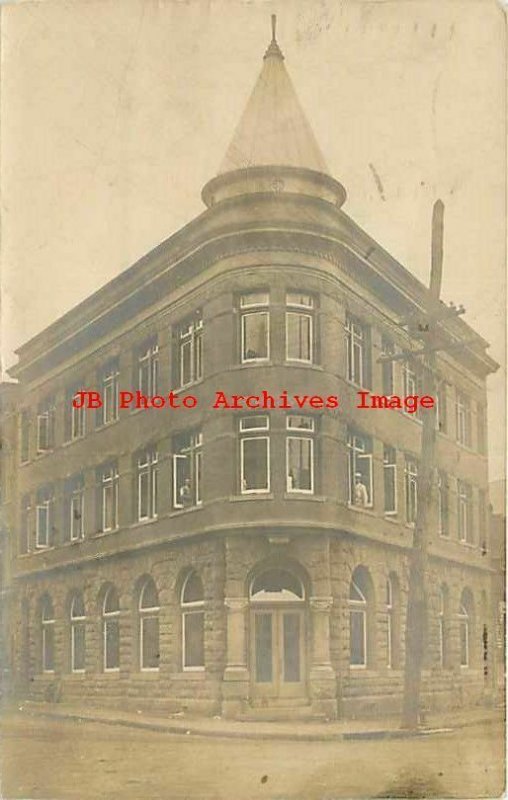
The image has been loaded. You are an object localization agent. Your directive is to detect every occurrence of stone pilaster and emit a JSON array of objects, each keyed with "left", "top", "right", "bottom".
[
  {"left": 309, "top": 595, "right": 337, "bottom": 718},
  {"left": 221, "top": 597, "right": 249, "bottom": 717}
]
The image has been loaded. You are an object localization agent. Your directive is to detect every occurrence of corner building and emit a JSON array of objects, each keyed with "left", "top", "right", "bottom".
[{"left": 7, "top": 28, "right": 499, "bottom": 720}]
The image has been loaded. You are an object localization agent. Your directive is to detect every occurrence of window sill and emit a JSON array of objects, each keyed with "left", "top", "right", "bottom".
[
  {"left": 172, "top": 671, "right": 206, "bottom": 681},
  {"left": 230, "top": 493, "right": 274, "bottom": 502},
  {"left": 383, "top": 514, "right": 400, "bottom": 524},
  {"left": 169, "top": 505, "right": 204, "bottom": 518},
  {"left": 61, "top": 436, "right": 86, "bottom": 449},
  {"left": 347, "top": 504, "right": 375, "bottom": 517},
  {"left": 138, "top": 669, "right": 160, "bottom": 677},
  {"left": 95, "top": 417, "right": 120, "bottom": 432},
  {"left": 283, "top": 493, "right": 326, "bottom": 502}
]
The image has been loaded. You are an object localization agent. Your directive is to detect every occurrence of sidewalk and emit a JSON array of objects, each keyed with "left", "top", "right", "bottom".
[{"left": 8, "top": 700, "right": 503, "bottom": 742}]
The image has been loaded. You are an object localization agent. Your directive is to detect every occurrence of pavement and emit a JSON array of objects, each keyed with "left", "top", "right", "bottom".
[{"left": 9, "top": 699, "right": 504, "bottom": 742}]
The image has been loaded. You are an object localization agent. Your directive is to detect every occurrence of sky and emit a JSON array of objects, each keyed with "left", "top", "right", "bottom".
[{"left": 1, "top": 0, "right": 506, "bottom": 479}]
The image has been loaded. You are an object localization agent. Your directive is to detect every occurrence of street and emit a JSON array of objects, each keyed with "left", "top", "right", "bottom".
[{"left": 0, "top": 713, "right": 504, "bottom": 799}]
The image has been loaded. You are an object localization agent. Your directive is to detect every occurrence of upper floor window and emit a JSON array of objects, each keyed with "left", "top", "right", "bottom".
[
  {"left": 456, "top": 391, "right": 472, "bottom": 447},
  {"left": 36, "top": 398, "right": 55, "bottom": 453},
  {"left": 457, "top": 480, "right": 473, "bottom": 544},
  {"left": 173, "top": 431, "right": 203, "bottom": 509},
  {"left": 240, "top": 292, "right": 269, "bottom": 363},
  {"left": 68, "top": 474, "right": 85, "bottom": 542},
  {"left": 383, "top": 445, "right": 397, "bottom": 514},
  {"left": 381, "top": 337, "right": 395, "bottom": 395},
  {"left": 345, "top": 315, "right": 370, "bottom": 387},
  {"left": 137, "top": 448, "right": 158, "bottom": 521},
  {"left": 404, "top": 456, "right": 418, "bottom": 524},
  {"left": 479, "top": 488, "right": 487, "bottom": 553},
  {"left": 20, "top": 410, "right": 30, "bottom": 463},
  {"left": 476, "top": 403, "right": 487, "bottom": 455},
  {"left": 240, "top": 416, "right": 270, "bottom": 493},
  {"left": 66, "top": 385, "right": 85, "bottom": 441},
  {"left": 286, "top": 415, "right": 315, "bottom": 494},
  {"left": 286, "top": 293, "right": 313, "bottom": 363},
  {"left": 438, "top": 471, "right": 449, "bottom": 537},
  {"left": 436, "top": 382, "right": 447, "bottom": 434},
  {"left": 20, "top": 495, "right": 31, "bottom": 554},
  {"left": 100, "top": 360, "right": 119, "bottom": 425},
  {"left": 347, "top": 432, "right": 373, "bottom": 508},
  {"left": 99, "top": 463, "right": 119, "bottom": 532},
  {"left": 438, "top": 585, "right": 449, "bottom": 667},
  {"left": 138, "top": 339, "right": 159, "bottom": 396},
  {"left": 36, "top": 486, "right": 53, "bottom": 548},
  {"left": 176, "top": 311, "right": 203, "bottom": 388}
]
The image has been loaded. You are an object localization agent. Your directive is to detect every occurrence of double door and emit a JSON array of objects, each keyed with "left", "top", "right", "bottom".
[{"left": 251, "top": 607, "right": 306, "bottom": 699}]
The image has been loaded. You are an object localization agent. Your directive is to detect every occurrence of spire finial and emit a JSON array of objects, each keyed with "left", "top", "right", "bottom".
[{"left": 264, "top": 14, "right": 284, "bottom": 60}]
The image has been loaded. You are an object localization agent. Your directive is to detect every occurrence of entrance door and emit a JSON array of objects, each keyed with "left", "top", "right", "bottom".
[{"left": 251, "top": 608, "right": 306, "bottom": 698}]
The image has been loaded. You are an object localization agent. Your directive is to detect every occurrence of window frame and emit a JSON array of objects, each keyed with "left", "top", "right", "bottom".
[
  {"left": 177, "top": 312, "right": 203, "bottom": 389},
  {"left": 181, "top": 573, "right": 205, "bottom": 672},
  {"left": 286, "top": 415, "right": 315, "bottom": 494},
  {"left": 100, "top": 465, "right": 119, "bottom": 532},
  {"left": 404, "top": 456, "right": 418, "bottom": 524},
  {"left": 349, "top": 579, "right": 367, "bottom": 669},
  {"left": 102, "top": 587, "right": 120, "bottom": 673},
  {"left": 457, "top": 480, "right": 473, "bottom": 544},
  {"left": 285, "top": 292, "right": 314, "bottom": 364},
  {"left": 240, "top": 416, "right": 270, "bottom": 495},
  {"left": 137, "top": 449, "right": 158, "bottom": 522},
  {"left": 69, "top": 478, "right": 85, "bottom": 542},
  {"left": 172, "top": 431, "right": 203, "bottom": 510},
  {"left": 345, "top": 315, "right": 366, "bottom": 387},
  {"left": 456, "top": 391, "right": 472, "bottom": 448},
  {"left": 139, "top": 580, "right": 160, "bottom": 672},
  {"left": 347, "top": 432, "right": 374, "bottom": 508},
  {"left": 70, "top": 594, "right": 86, "bottom": 674},
  {"left": 137, "top": 340, "right": 159, "bottom": 396},
  {"left": 101, "top": 362, "right": 119, "bottom": 426},
  {"left": 41, "top": 598, "right": 55, "bottom": 673},
  {"left": 383, "top": 445, "right": 397, "bottom": 515},
  {"left": 35, "top": 499, "right": 51, "bottom": 549},
  {"left": 240, "top": 292, "right": 270, "bottom": 364}
]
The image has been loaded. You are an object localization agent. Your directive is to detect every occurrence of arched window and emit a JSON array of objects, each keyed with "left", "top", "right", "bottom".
[
  {"left": 181, "top": 572, "right": 204, "bottom": 671},
  {"left": 459, "top": 589, "right": 474, "bottom": 668},
  {"left": 102, "top": 586, "right": 120, "bottom": 671},
  {"left": 349, "top": 578, "right": 367, "bottom": 667},
  {"left": 41, "top": 595, "right": 55, "bottom": 672},
  {"left": 250, "top": 568, "right": 304, "bottom": 603},
  {"left": 438, "top": 585, "right": 448, "bottom": 668},
  {"left": 139, "top": 578, "right": 159, "bottom": 671},
  {"left": 70, "top": 592, "right": 86, "bottom": 672}
]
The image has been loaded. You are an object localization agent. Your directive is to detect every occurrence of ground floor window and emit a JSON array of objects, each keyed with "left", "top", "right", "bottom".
[
  {"left": 41, "top": 595, "right": 55, "bottom": 672},
  {"left": 139, "top": 578, "right": 160, "bottom": 671},
  {"left": 70, "top": 593, "right": 86, "bottom": 672},
  {"left": 181, "top": 572, "right": 205, "bottom": 670},
  {"left": 103, "top": 586, "right": 120, "bottom": 671}
]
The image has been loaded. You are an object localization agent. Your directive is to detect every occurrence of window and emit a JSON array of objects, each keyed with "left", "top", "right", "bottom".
[
  {"left": 68, "top": 475, "right": 85, "bottom": 541},
  {"left": 70, "top": 593, "right": 86, "bottom": 672},
  {"left": 100, "top": 361, "right": 119, "bottom": 425},
  {"left": 20, "top": 495, "right": 31, "bottom": 554},
  {"left": 404, "top": 457, "right": 418, "bottom": 524},
  {"left": 240, "top": 416, "right": 270, "bottom": 493},
  {"left": 436, "top": 383, "right": 447, "bottom": 434},
  {"left": 20, "top": 410, "right": 30, "bottom": 463},
  {"left": 381, "top": 337, "right": 395, "bottom": 395},
  {"left": 347, "top": 432, "right": 373, "bottom": 508},
  {"left": 402, "top": 361, "right": 421, "bottom": 417},
  {"left": 137, "top": 448, "right": 158, "bottom": 521},
  {"left": 286, "top": 415, "right": 314, "bottom": 494},
  {"left": 286, "top": 292, "right": 313, "bottom": 362},
  {"left": 138, "top": 339, "right": 159, "bottom": 395},
  {"left": 36, "top": 399, "right": 54, "bottom": 453},
  {"left": 36, "top": 488, "right": 53, "bottom": 548},
  {"left": 386, "top": 579, "right": 394, "bottom": 669},
  {"left": 438, "top": 586, "right": 448, "bottom": 667},
  {"left": 459, "top": 598, "right": 470, "bottom": 668},
  {"left": 349, "top": 573, "right": 368, "bottom": 667},
  {"left": 477, "top": 403, "right": 487, "bottom": 455},
  {"left": 479, "top": 489, "right": 487, "bottom": 553},
  {"left": 99, "top": 464, "right": 119, "bottom": 532},
  {"left": 177, "top": 311, "right": 203, "bottom": 387},
  {"left": 438, "top": 472, "right": 449, "bottom": 537},
  {"left": 102, "top": 587, "right": 120, "bottom": 671},
  {"left": 457, "top": 480, "right": 473, "bottom": 543},
  {"left": 240, "top": 292, "right": 269, "bottom": 362},
  {"left": 173, "top": 431, "right": 202, "bottom": 509},
  {"left": 345, "top": 315, "right": 369, "bottom": 387},
  {"left": 139, "top": 578, "right": 159, "bottom": 671},
  {"left": 181, "top": 572, "right": 205, "bottom": 671},
  {"left": 41, "top": 596, "right": 55, "bottom": 672},
  {"left": 66, "top": 385, "right": 85, "bottom": 441},
  {"left": 456, "top": 391, "right": 472, "bottom": 447},
  {"left": 383, "top": 446, "right": 397, "bottom": 514}
]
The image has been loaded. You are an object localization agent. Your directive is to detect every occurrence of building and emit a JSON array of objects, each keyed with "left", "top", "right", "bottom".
[
  {"left": 4, "top": 24, "right": 499, "bottom": 720},
  {"left": 489, "top": 479, "right": 506, "bottom": 701}
]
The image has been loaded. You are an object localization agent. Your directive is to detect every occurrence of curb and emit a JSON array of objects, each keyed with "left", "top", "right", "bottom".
[{"left": 14, "top": 706, "right": 498, "bottom": 743}]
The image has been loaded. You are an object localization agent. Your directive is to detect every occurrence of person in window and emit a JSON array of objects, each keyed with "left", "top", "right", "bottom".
[
  {"left": 287, "top": 469, "right": 295, "bottom": 491},
  {"left": 354, "top": 473, "right": 369, "bottom": 507},
  {"left": 179, "top": 477, "right": 193, "bottom": 508}
]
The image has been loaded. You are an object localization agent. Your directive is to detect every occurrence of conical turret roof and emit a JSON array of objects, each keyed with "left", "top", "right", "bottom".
[{"left": 219, "top": 17, "right": 328, "bottom": 175}]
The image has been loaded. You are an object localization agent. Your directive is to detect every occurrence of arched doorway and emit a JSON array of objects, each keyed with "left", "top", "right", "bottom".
[{"left": 249, "top": 567, "right": 307, "bottom": 700}]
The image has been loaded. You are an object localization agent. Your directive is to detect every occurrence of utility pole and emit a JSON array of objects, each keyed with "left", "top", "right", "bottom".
[{"left": 378, "top": 200, "right": 466, "bottom": 729}]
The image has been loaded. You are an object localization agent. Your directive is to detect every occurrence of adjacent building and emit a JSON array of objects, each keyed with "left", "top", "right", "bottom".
[{"left": 3, "top": 26, "right": 499, "bottom": 719}]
